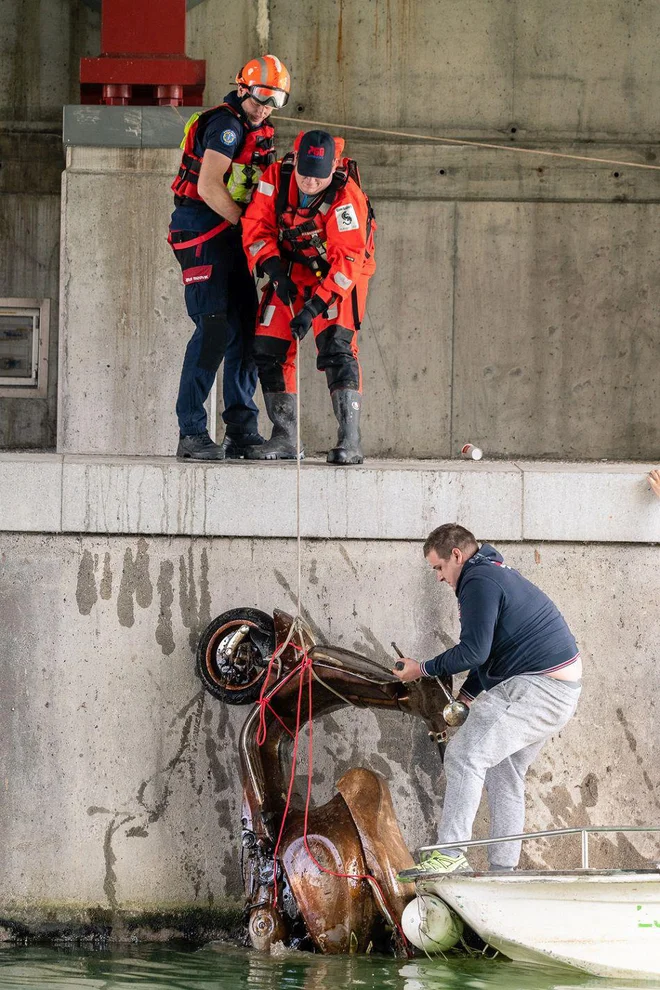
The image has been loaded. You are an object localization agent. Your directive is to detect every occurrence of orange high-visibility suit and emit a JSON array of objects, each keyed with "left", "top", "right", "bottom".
[{"left": 241, "top": 156, "right": 376, "bottom": 394}]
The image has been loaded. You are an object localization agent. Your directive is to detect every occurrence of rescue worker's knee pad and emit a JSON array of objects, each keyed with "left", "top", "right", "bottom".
[
  {"left": 316, "top": 325, "right": 360, "bottom": 392},
  {"left": 252, "top": 335, "right": 290, "bottom": 392},
  {"left": 198, "top": 311, "right": 230, "bottom": 372}
]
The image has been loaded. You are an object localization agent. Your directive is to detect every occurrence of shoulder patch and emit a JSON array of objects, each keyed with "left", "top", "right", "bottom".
[
  {"left": 221, "top": 128, "right": 238, "bottom": 146},
  {"left": 335, "top": 203, "right": 359, "bottom": 232}
]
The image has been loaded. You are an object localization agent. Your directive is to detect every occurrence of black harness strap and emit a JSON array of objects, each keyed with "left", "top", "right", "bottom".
[
  {"left": 350, "top": 287, "right": 361, "bottom": 330},
  {"left": 274, "top": 154, "right": 354, "bottom": 277},
  {"left": 275, "top": 153, "right": 296, "bottom": 219}
]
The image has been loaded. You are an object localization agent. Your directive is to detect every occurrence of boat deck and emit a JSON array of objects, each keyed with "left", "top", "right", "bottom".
[{"left": 419, "top": 867, "right": 660, "bottom": 879}]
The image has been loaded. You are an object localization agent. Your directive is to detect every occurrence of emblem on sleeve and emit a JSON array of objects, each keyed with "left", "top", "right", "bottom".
[
  {"left": 335, "top": 203, "right": 359, "bottom": 232},
  {"left": 221, "top": 129, "right": 238, "bottom": 146}
]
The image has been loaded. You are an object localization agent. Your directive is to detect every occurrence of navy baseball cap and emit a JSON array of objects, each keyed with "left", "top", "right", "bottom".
[{"left": 296, "top": 130, "right": 335, "bottom": 178}]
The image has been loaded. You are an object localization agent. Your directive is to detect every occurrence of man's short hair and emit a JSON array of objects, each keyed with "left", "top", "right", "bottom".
[{"left": 423, "top": 523, "right": 478, "bottom": 560}]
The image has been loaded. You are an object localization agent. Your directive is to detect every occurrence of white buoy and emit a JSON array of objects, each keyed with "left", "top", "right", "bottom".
[{"left": 401, "top": 894, "right": 464, "bottom": 953}]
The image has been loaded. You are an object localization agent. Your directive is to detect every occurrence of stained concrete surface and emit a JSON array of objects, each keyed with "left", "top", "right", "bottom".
[
  {"left": 0, "top": 0, "right": 97, "bottom": 123},
  {"left": 0, "top": 130, "right": 62, "bottom": 449},
  {"left": 3, "top": 453, "right": 660, "bottom": 542},
  {"left": 58, "top": 145, "right": 660, "bottom": 459},
  {"left": 452, "top": 202, "right": 660, "bottom": 459},
  {"left": 58, "top": 154, "right": 456, "bottom": 458},
  {"left": 5, "top": 0, "right": 660, "bottom": 455},
  {"left": 6, "top": 0, "right": 660, "bottom": 139},
  {"left": 1, "top": 534, "right": 658, "bottom": 916}
]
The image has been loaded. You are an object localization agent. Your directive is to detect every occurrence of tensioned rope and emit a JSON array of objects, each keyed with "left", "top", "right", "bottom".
[
  {"left": 280, "top": 115, "right": 660, "bottom": 172},
  {"left": 255, "top": 315, "right": 412, "bottom": 950}
]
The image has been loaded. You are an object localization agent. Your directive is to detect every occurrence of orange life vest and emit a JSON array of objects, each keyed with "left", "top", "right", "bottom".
[
  {"left": 275, "top": 153, "right": 376, "bottom": 278},
  {"left": 172, "top": 102, "right": 276, "bottom": 207}
]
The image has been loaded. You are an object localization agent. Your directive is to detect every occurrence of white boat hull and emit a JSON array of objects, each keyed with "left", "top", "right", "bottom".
[{"left": 420, "top": 871, "right": 660, "bottom": 980}]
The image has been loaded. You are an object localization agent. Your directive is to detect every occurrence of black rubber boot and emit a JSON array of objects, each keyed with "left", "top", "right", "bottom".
[
  {"left": 176, "top": 430, "right": 226, "bottom": 461},
  {"left": 245, "top": 393, "right": 303, "bottom": 460},
  {"left": 221, "top": 432, "right": 266, "bottom": 459},
  {"left": 327, "top": 389, "right": 363, "bottom": 464}
]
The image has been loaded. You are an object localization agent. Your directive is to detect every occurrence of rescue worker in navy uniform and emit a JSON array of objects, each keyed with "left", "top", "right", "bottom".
[
  {"left": 170, "top": 55, "right": 291, "bottom": 460},
  {"left": 241, "top": 130, "right": 376, "bottom": 464}
]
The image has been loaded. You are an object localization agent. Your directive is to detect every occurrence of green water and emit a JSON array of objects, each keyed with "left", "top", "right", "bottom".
[{"left": 0, "top": 944, "right": 655, "bottom": 990}]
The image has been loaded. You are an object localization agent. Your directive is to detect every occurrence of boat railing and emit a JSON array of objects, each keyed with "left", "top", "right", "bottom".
[{"left": 420, "top": 825, "right": 660, "bottom": 869}]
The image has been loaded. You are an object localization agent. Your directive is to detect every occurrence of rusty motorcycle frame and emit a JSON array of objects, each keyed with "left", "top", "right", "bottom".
[{"left": 196, "top": 606, "right": 455, "bottom": 955}]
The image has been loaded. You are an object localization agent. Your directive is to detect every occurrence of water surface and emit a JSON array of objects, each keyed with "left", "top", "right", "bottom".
[{"left": 0, "top": 943, "right": 656, "bottom": 990}]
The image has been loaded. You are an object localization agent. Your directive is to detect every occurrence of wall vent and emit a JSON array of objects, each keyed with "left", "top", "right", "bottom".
[{"left": 0, "top": 298, "right": 50, "bottom": 398}]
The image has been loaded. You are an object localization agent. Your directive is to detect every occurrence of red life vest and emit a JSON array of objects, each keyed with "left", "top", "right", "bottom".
[
  {"left": 172, "top": 102, "right": 276, "bottom": 207},
  {"left": 275, "top": 153, "right": 376, "bottom": 278}
]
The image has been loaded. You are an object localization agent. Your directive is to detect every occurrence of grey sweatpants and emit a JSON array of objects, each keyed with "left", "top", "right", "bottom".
[{"left": 438, "top": 674, "right": 581, "bottom": 868}]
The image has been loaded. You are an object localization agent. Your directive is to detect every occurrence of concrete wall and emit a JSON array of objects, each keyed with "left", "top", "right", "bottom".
[
  {"left": 0, "top": 0, "right": 98, "bottom": 449},
  {"left": 0, "top": 129, "right": 61, "bottom": 448},
  {"left": 1, "top": 529, "right": 659, "bottom": 916},
  {"left": 59, "top": 133, "right": 660, "bottom": 459},
  {"left": 4, "top": 0, "right": 660, "bottom": 455},
  {"left": 1, "top": 453, "right": 659, "bottom": 918},
  {"left": 191, "top": 0, "right": 660, "bottom": 141}
]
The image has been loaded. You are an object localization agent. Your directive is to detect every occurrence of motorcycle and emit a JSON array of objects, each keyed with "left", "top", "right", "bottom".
[{"left": 196, "top": 606, "right": 462, "bottom": 954}]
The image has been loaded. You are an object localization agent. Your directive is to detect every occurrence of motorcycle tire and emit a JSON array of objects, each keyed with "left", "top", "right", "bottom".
[{"left": 196, "top": 607, "right": 276, "bottom": 705}]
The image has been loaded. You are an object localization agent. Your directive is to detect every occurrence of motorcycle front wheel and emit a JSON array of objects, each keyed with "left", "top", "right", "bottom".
[{"left": 196, "top": 607, "right": 275, "bottom": 705}]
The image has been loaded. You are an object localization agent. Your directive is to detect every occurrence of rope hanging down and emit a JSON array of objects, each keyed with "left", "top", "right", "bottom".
[{"left": 281, "top": 116, "right": 660, "bottom": 172}]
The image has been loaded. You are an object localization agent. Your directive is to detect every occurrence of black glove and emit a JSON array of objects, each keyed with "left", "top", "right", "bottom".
[
  {"left": 260, "top": 255, "right": 298, "bottom": 306},
  {"left": 290, "top": 295, "right": 327, "bottom": 341}
]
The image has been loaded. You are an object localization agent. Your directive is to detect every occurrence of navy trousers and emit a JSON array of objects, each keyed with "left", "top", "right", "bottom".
[{"left": 170, "top": 215, "right": 259, "bottom": 437}]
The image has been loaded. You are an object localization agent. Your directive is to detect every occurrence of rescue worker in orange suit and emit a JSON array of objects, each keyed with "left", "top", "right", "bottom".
[
  {"left": 241, "top": 129, "right": 376, "bottom": 464},
  {"left": 169, "top": 55, "right": 290, "bottom": 460}
]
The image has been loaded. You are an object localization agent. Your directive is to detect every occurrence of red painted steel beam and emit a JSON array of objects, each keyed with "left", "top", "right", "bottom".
[
  {"left": 101, "top": 0, "right": 186, "bottom": 55},
  {"left": 80, "top": 0, "right": 205, "bottom": 106}
]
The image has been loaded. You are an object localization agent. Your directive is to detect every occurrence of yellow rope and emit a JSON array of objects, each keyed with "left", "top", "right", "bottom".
[{"left": 280, "top": 115, "right": 660, "bottom": 173}]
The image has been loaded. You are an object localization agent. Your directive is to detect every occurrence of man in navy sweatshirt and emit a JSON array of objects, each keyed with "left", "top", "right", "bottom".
[{"left": 393, "top": 523, "right": 581, "bottom": 876}]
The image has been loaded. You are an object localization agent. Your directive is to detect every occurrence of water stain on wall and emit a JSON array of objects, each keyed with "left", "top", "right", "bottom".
[
  {"left": 76, "top": 549, "right": 98, "bottom": 615},
  {"left": 616, "top": 707, "right": 660, "bottom": 807},
  {"left": 75, "top": 541, "right": 214, "bottom": 656},
  {"left": 202, "top": 705, "right": 230, "bottom": 796},
  {"left": 100, "top": 552, "right": 113, "bottom": 600},
  {"left": 90, "top": 690, "right": 209, "bottom": 907},
  {"left": 156, "top": 560, "right": 176, "bottom": 656},
  {"left": 103, "top": 814, "right": 135, "bottom": 909},
  {"left": 117, "top": 538, "right": 153, "bottom": 628},
  {"left": 179, "top": 547, "right": 211, "bottom": 650}
]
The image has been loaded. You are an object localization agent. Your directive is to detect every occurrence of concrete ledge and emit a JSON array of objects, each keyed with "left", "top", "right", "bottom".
[
  {"left": 522, "top": 462, "right": 660, "bottom": 542},
  {"left": 0, "top": 453, "right": 63, "bottom": 532},
  {"left": 62, "top": 107, "right": 660, "bottom": 203},
  {"left": 1, "top": 454, "right": 659, "bottom": 541},
  {"left": 59, "top": 456, "right": 522, "bottom": 539}
]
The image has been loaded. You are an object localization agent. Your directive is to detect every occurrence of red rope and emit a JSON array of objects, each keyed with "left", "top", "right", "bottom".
[
  {"left": 256, "top": 645, "right": 305, "bottom": 745},
  {"left": 256, "top": 646, "right": 411, "bottom": 952}
]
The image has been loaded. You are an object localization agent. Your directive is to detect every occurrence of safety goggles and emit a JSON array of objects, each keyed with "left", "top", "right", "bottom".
[{"left": 246, "top": 86, "right": 289, "bottom": 109}]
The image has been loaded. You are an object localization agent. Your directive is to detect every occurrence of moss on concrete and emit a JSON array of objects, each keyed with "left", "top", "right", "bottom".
[{"left": 0, "top": 901, "right": 245, "bottom": 944}]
